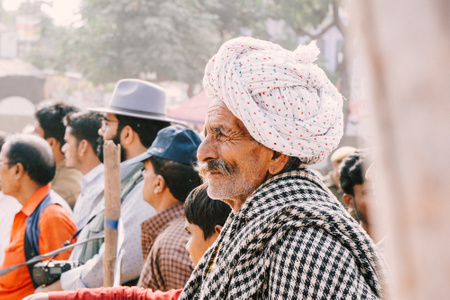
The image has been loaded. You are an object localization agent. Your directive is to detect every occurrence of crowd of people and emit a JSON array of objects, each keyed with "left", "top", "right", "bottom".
[{"left": 0, "top": 36, "right": 388, "bottom": 299}]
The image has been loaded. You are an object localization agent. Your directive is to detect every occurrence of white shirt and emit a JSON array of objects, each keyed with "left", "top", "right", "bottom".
[
  {"left": 0, "top": 192, "right": 22, "bottom": 266},
  {"left": 73, "top": 163, "right": 105, "bottom": 229},
  {"left": 60, "top": 159, "right": 156, "bottom": 290}
]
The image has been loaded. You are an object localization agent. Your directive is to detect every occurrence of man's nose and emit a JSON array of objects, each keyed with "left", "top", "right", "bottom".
[{"left": 197, "top": 136, "right": 217, "bottom": 163}]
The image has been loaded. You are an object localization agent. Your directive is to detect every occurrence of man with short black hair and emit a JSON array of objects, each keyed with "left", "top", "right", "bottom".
[
  {"left": 34, "top": 102, "right": 82, "bottom": 209},
  {"left": 62, "top": 111, "right": 104, "bottom": 229},
  {"left": 0, "top": 134, "right": 76, "bottom": 300},
  {"left": 339, "top": 150, "right": 376, "bottom": 240}
]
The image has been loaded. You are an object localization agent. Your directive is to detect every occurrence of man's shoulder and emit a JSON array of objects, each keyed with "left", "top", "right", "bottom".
[
  {"left": 55, "top": 164, "right": 83, "bottom": 182},
  {"left": 153, "top": 217, "right": 188, "bottom": 249}
]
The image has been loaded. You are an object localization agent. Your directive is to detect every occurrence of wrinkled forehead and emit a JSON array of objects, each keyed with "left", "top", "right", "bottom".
[{"left": 204, "top": 99, "right": 247, "bottom": 134}]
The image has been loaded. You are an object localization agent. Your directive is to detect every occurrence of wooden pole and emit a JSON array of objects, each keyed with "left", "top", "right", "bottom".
[
  {"left": 102, "top": 140, "right": 121, "bottom": 287},
  {"left": 350, "top": 1, "right": 450, "bottom": 299}
]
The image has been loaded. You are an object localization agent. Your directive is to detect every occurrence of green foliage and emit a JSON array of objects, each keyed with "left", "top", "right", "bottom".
[{"left": 25, "top": 0, "right": 347, "bottom": 90}]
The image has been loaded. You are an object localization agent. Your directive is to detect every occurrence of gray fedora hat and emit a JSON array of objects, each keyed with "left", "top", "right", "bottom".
[{"left": 89, "top": 78, "right": 180, "bottom": 123}]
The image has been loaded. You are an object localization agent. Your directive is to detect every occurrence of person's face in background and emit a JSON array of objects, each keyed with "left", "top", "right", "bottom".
[
  {"left": 0, "top": 146, "right": 17, "bottom": 197},
  {"left": 98, "top": 113, "right": 126, "bottom": 162},
  {"left": 350, "top": 177, "right": 373, "bottom": 225},
  {"left": 61, "top": 127, "right": 80, "bottom": 169},
  {"left": 184, "top": 220, "right": 221, "bottom": 268}
]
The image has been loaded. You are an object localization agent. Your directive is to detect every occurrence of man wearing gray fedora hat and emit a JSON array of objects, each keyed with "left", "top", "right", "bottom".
[{"left": 36, "top": 79, "right": 178, "bottom": 292}]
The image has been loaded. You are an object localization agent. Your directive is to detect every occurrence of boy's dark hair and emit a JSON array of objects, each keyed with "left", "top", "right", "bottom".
[
  {"left": 35, "top": 102, "right": 79, "bottom": 149},
  {"left": 4, "top": 134, "right": 55, "bottom": 186},
  {"left": 149, "top": 156, "right": 201, "bottom": 203},
  {"left": 64, "top": 111, "right": 103, "bottom": 152},
  {"left": 184, "top": 184, "right": 232, "bottom": 239},
  {"left": 116, "top": 115, "right": 170, "bottom": 148},
  {"left": 339, "top": 150, "right": 367, "bottom": 196}
]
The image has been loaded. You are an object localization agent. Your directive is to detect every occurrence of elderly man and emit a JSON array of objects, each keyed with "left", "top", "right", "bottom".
[
  {"left": 0, "top": 134, "right": 76, "bottom": 300},
  {"left": 180, "top": 37, "right": 385, "bottom": 299}
]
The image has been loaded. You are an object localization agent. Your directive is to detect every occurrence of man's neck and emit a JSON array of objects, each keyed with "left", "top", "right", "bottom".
[
  {"left": 14, "top": 180, "right": 41, "bottom": 205},
  {"left": 53, "top": 150, "right": 65, "bottom": 163},
  {"left": 78, "top": 158, "right": 101, "bottom": 176},
  {"left": 124, "top": 144, "right": 148, "bottom": 161},
  {"left": 152, "top": 194, "right": 181, "bottom": 214}
]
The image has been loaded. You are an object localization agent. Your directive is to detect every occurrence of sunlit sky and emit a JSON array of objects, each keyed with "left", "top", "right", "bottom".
[{"left": 2, "top": 0, "right": 81, "bottom": 26}]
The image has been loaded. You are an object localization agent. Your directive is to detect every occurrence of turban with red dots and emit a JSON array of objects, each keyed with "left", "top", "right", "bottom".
[{"left": 203, "top": 37, "right": 344, "bottom": 165}]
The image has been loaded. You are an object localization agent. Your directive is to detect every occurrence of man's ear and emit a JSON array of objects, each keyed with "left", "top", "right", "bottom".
[
  {"left": 268, "top": 151, "right": 290, "bottom": 175},
  {"left": 120, "top": 126, "right": 134, "bottom": 146},
  {"left": 154, "top": 174, "right": 166, "bottom": 194},
  {"left": 12, "top": 163, "right": 25, "bottom": 179},
  {"left": 214, "top": 225, "right": 223, "bottom": 235},
  {"left": 343, "top": 193, "right": 354, "bottom": 208},
  {"left": 47, "top": 137, "right": 59, "bottom": 150},
  {"left": 78, "top": 139, "right": 89, "bottom": 156}
]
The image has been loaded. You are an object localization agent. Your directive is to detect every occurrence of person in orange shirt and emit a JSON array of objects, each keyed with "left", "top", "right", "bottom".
[{"left": 0, "top": 134, "right": 77, "bottom": 300}]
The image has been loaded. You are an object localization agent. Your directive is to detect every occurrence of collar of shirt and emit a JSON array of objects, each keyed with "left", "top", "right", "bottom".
[
  {"left": 140, "top": 202, "right": 184, "bottom": 259},
  {"left": 54, "top": 160, "right": 65, "bottom": 172},
  {"left": 80, "top": 163, "right": 104, "bottom": 189},
  {"left": 120, "top": 159, "right": 141, "bottom": 180},
  {"left": 20, "top": 184, "right": 51, "bottom": 217}
]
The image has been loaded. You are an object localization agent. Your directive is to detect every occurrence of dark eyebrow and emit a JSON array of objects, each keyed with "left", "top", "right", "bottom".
[
  {"left": 204, "top": 125, "right": 224, "bottom": 136},
  {"left": 212, "top": 126, "right": 224, "bottom": 133}
]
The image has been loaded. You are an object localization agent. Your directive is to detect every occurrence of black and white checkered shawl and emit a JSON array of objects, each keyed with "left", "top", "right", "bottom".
[{"left": 179, "top": 169, "right": 386, "bottom": 299}]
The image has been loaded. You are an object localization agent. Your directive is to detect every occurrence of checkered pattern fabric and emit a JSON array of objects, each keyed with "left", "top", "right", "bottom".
[
  {"left": 138, "top": 203, "right": 192, "bottom": 291},
  {"left": 180, "top": 169, "right": 386, "bottom": 299}
]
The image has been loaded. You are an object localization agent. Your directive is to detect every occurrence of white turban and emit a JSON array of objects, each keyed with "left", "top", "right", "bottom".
[{"left": 203, "top": 37, "right": 344, "bottom": 165}]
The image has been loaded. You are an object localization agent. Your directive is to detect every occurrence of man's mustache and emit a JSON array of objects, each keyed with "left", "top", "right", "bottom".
[{"left": 198, "top": 160, "right": 233, "bottom": 178}]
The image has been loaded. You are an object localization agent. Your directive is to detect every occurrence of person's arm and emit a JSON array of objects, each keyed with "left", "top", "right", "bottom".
[
  {"left": 60, "top": 182, "right": 154, "bottom": 290},
  {"left": 59, "top": 243, "right": 106, "bottom": 290},
  {"left": 23, "top": 287, "right": 182, "bottom": 300}
]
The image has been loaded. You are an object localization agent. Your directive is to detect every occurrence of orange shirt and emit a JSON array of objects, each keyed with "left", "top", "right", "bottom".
[{"left": 0, "top": 184, "right": 77, "bottom": 300}]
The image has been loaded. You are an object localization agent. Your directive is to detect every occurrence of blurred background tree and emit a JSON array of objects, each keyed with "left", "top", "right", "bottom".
[{"left": 21, "top": 0, "right": 350, "bottom": 97}]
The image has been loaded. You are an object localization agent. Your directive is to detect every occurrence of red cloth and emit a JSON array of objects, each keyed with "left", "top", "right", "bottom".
[
  {"left": 0, "top": 185, "right": 77, "bottom": 300},
  {"left": 49, "top": 286, "right": 182, "bottom": 300}
]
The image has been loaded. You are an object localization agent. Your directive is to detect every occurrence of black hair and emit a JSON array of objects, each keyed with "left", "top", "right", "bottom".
[
  {"left": 116, "top": 115, "right": 170, "bottom": 148},
  {"left": 149, "top": 155, "right": 201, "bottom": 203},
  {"left": 64, "top": 111, "right": 103, "bottom": 152},
  {"left": 184, "top": 184, "right": 232, "bottom": 239},
  {"left": 281, "top": 156, "right": 302, "bottom": 173},
  {"left": 339, "top": 151, "right": 367, "bottom": 196},
  {"left": 35, "top": 102, "right": 79, "bottom": 149},
  {"left": 4, "top": 134, "right": 55, "bottom": 186}
]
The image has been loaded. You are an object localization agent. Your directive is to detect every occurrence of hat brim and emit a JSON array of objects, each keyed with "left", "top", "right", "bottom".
[
  {"left": 126, "top": 151, "right": 151, "bottom": 165},
  {"left": 126, "top": 147, "right": 163, "bottom": 165},
  {"left": 88, "top": 106, "right": 186, "bottom": 125}
]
